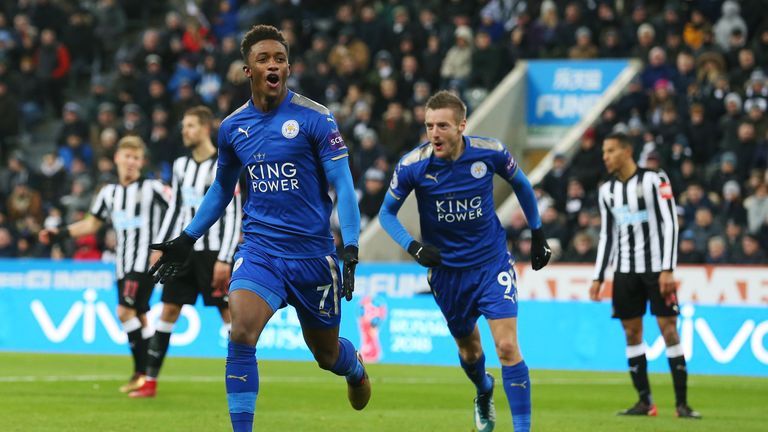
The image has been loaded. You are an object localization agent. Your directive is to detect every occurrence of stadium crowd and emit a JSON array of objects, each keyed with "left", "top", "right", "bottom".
[{"left": 0, "top": 0, "right": 767, "bottom": 265}]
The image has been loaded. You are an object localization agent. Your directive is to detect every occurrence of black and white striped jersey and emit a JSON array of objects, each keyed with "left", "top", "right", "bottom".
[
  {"left": 156, "top": 155, "right": 242, "bottom": 263},
  {"left": 90, "top": 178, "right": 169, "bottom": 279},
  {"left": 594, "top": 168, "right": 679, "bottom": 281}
]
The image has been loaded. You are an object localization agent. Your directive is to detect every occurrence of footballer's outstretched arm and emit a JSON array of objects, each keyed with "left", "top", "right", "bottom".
[
  {"left": 508, "top": 168, "right": 551, "bottom": 270},
  {"left": 378, "top": 192, "right": 414, "bottom": 251},
  {"left": 322, "top": 154, "right": 361, "bottom": 300},
  {"left": 322, "top": 158, "right": 360, "bottom": 248},
  {"left": 508, "top": 168, "right": 542, "bottom": 230}
]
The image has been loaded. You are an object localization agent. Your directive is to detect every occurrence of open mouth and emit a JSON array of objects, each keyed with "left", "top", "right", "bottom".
[
  {"left": 266, "top": 73, "right": 280, "bottom": 88},
  {"left": 433, "top": 142, "right": 444, "bottom": 152}
]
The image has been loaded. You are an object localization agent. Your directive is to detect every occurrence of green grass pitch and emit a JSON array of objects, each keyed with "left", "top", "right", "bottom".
[{"left": 0, "top": 352, "right": 764, "bottom": 431}]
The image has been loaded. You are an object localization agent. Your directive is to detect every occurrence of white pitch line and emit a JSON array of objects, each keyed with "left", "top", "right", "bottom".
[{"left": 0, "top": 375, "right": 629, "bottom": 385}]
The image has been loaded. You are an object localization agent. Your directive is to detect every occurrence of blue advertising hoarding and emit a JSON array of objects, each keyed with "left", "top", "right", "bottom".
[
  {"left": 1, "top": 260, "right": 766, "bottom": 376},
  {"left": 527, "top": 60, "right": 628, "bottom": 126}
]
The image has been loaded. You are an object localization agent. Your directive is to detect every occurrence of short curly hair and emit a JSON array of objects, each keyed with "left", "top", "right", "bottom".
[{"left": 240, "top": 24, "right": 289, "bottom": 60}]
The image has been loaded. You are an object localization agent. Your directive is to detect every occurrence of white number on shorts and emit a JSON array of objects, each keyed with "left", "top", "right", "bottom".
[
  {"left": 497, "top": 271, "right": 517, "bottom": 302},
  {"left": 317, "top": 284, "right": 331, "bottom": 311}
]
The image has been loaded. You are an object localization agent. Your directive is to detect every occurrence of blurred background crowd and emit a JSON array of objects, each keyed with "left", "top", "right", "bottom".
[{"left": 0, "top": 0, "right": 766, "bottom": 265}]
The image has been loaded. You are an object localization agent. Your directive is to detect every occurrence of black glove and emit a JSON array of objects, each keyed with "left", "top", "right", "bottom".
[
  {"left": 341, "top": 245, "right": 358, "bottom": 301},
  {"left": 530, "top": 228, "right": 552, "bottom": 271},
  {"left": 148, "top": 232, "right": 196, "bottom": 283},
  {"left": 408, "top": 241, "right": 442, "bottom": 267}
]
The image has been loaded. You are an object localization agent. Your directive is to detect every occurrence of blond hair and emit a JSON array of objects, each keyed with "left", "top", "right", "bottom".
[{"left": 117, "top": 135, "right": 147, "bottom": 154}]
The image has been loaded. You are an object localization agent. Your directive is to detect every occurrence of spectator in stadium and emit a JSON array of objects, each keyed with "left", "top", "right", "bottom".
[
  {"left": 535, "top": 0, "right": 564, "bottom": 58},
  {"left": 40, "top": 136, "right": 168, "bottom": 396},
  {"left": 541, "top": 153, "right": 568, "bottom": 210},
  {"left": 599, "top": 27, "right": 624, "bottom": 58},
  {"left": 683, "top": 8, "right": 710, "bottom": 51},
  {"left": 560, "top": 231, "right": 596, "bottom": 263},
  {"left": 36, "top": 152, "right": 67, "bottom": 205},
  {"left": 540, "top": 205, "right": 567, "bottom": 247},
  {"left": 733, "top": 122, "right": 759, "bottom": 178},
  {"left": 563, "top": 178, "right": 590, "bottom": 232},
  {"left": 352, "top": 129, "right": 384, "bottom": 183},
  {"left": 674, "top": 51, "right": 697, "bottom": 94},
  {"left": 35, "top": 28, "right": 69, "bottom": 116},
  {"left": 590, "top": 132, "right": 700, "bottom": 419},
  {"left": 677, "top": 230, "right": 704, "bottom": 264},
  {"left": 15, "top": 55, "right": 45, "bottom": 129},
  {"left": 378, "top": 101, "right": 411, "bottom": 164},
  {"left": 211, "top": 0, "right": 238, "bottom": 41},
  {"left": 55, "top": 102, "right": 89, "bottom": 147},
  {"left": 719, "top": 93, "right": 744, "bottom": 154},
  {"left": 719, "top": 180, "right": 747, "bottom": 226},
  {"left": 568, "top": 128, "right": 603, "bottom": 191},
  {"left": 470, "top": 30, "right": 502, "bottom": 90},
  {"left": 93, "top": 0, "right": 126, "bottom": 70},
  {"left": 686, "top": 103, "right": 717, "bottom": 166},
  {"left": 58, "top": 134, "right": 93, "bottom": 173},
  {"left": 632, "top": 23, "right": 656, "bottom": 64},
  {"left": 6, "top": 183, "right": 43, "bottom": 226},
  {"left": 723, "top": 219, "right": 743, "bottom": 251},
  {"left": 440, "top": 25, "right": 473, "bottom": 91},
  {"left": 705, "top": 236, "right": 729, "bottom": 264},
  {"left": 745, "top": 98, "right": 768, "bottom": 142},
  {"left": 568, "top": 26, "right": 598, "bottom": 59},
  {"left": 147, "top": 26, "right": 369, "bottom": 431},
  {"left": 734, "top": 232, "right": 767, "bottom": 264},
  {"left": 714, "top": 1, "right": 747, "bottom": 51},
  {"left": 358, "top": 167, "right": 387, "bottom": 230},
  {"left": 729, "top": 48, "right": 757, "bottom": 90},
  {"left": 745, "top": 182, "right": 768, "bottom": 233},
  {"left": 689, "top": 207, "right": 721, "bottom": 254},
  {"left": 380, "top": 90, "right": 551, "bottom": 432},
  {"left": 752, "top": 25, "right": 768, "bottom": 65}
]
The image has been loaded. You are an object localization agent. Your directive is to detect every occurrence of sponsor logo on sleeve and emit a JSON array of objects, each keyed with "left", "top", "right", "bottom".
[
  {"left": 659, "top": 181, "right": 673, "bottom": 200},
  {"left": 328, "top": 130, "right": 346, "bottom": 151}
]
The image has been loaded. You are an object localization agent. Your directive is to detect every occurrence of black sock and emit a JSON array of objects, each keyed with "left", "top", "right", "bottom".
[
  {"left": 628, "top": 354, "right": 651, "bottom": 404},
  {"left": 668, "top": 355, "right": 688, "bottom": 406},
  {"left": 126, "top": 328, "right": 146, "bottom": 374},
  {"left": 146, "top": 330, "right": 172, "bottom": 379}
]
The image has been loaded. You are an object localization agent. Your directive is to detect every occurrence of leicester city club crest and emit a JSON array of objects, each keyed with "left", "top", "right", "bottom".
[
  {"left": 470, "top": 161, "right": 487, "bottom": 179},
  {"left": 282, "top": 120, "right": 299, "bottom": 139}
]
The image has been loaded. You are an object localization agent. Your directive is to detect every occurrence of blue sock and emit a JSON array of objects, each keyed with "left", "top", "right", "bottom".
[
  {"left": 502, "top": 361, "right": 531, "bottom": 432},
  {"left": 226, "top": 342, "right": 258, "bottom": 432},
  {"left": 459, "top": 353, "right": 493, "bottom": 394},
  {"left": 330, "top": 337, "right": 364, "bottom": 383}
]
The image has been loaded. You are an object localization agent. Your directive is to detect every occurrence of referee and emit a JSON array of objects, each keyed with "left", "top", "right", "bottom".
[
  {"left": 40, "top": 136, "right": 169, "bottom": 393},
  {"left": 129, "top": 106, "right": 242, "bottom": 398},
  {"left": 589, "top": 132, "right": 701, "bottom": 419}
]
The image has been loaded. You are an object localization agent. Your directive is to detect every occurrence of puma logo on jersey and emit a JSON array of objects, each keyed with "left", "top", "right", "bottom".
[
  {"left": 227, "top": 374, "right": 248, "bottom": 382},
  {"left": 238, "top": 126, "right": 250, "bottom": 138},
  {"left": 425, "top": 173, "right": 439, "bottom": 183}
]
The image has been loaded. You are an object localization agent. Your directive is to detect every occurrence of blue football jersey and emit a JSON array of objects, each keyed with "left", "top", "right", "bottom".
[
  {"left": 217, "top": 90, "right": 349, "bottom": 258},
  {"left": 388, "top": 136, "right": 518, "bottom": 268}
]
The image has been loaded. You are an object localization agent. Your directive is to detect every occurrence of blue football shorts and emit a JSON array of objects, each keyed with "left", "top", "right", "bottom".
[
  {"left": 228, "top": 248, "right": 342, "bottom": 329},
  {"left": 427, "top": 252, "right": 519, "bottom": 338}
]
